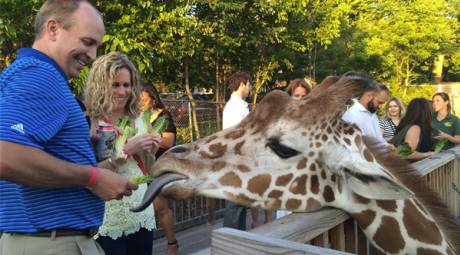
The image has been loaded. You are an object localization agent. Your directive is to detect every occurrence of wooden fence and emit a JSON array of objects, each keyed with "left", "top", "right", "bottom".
[{"left": 210, "top": 147, "right": 460, "bottom": 254}]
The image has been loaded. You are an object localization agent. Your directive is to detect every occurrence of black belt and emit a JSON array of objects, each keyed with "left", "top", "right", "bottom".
[{"left": 9, "top": 228, "right": 98, "bottom": 238}]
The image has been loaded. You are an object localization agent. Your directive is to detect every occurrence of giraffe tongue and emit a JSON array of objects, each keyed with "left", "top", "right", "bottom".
[{"left": 130, "top": 173, "right": 185, "bottom": 212}]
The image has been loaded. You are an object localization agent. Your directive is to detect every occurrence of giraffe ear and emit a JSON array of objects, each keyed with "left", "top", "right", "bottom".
[{"left": 324, "top": 145, "right": 414, "bottom": 200}]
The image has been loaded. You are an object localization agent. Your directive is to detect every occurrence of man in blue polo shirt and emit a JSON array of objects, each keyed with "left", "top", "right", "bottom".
[{"left": 0, "top": 1, "right": 138, "bottom": 254}]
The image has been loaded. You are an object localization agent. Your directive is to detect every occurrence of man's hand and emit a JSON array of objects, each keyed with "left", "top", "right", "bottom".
[
  {"left": 387, "top": 143, "right": 396, "bottom": 151},
  {"left": 89, "top": 168, "right": 138, "bottom": 201}
]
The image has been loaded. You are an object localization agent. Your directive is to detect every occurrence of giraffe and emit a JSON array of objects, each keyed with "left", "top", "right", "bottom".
[{"left": 132, "top": 75, "right": 460, "bottom": 255}]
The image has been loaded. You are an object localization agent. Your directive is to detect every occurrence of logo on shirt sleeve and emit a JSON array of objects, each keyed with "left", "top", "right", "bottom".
[{"left": 10, "top": 123, "right": 25, "bottom": 134}]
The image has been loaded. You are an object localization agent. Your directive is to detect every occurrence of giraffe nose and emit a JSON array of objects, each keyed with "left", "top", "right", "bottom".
[{"left": 169, "top": 146, "right": 188, "bottom": 154}]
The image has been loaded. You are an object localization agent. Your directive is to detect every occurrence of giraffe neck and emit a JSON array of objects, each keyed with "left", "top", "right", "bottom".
[{"left": 340, "top": 194, "right": 450, "bottom": 255}]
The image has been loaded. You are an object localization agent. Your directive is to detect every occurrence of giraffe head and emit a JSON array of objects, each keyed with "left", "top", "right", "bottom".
[
  {"left": 132, "top": 74, "right": 460, "bottom": 254},
  {"left": 135, "top": 74, "right": 413, "bottom": 210}
]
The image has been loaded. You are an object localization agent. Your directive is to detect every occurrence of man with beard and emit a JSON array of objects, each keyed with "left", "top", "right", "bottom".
[{"left": 342, "top": 72, "right": 391, "bottom": 148}]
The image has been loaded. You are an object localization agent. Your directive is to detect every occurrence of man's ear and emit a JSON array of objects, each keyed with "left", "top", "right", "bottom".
[
  {"left": 45, "top": 19, "right": 59, "bottom": 41},
  {"left": 323, "top": 145, "right": 413, "bottom": 200}
]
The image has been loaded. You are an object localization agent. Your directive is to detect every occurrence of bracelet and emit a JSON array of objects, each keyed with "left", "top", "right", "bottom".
[{"left": 86, "top": 166, "right": 99, "bottom": 188}]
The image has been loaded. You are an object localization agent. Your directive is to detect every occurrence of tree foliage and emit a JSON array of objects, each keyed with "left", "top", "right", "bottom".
[{"left": 1, "top": 0, "right": 459, "bottom": 101}]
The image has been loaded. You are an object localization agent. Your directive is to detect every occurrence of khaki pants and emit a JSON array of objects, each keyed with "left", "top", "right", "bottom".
[{"left": 0, "top": 233, "right": 105, "bottom": 255}]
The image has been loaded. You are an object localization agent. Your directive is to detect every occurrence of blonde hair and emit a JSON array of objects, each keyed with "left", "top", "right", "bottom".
[
  {"left": 385, "top": 97, "right": 405, "bottom": 119},
  {"left": 84, "top": 52, "right": 140, "bottom": 120}
]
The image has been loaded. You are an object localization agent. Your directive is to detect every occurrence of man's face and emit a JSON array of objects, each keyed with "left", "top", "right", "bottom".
[
  {"left": 373, "top": 90, "right": 388, "bottom": 110},
  {"left": 52, "top": 3, "right": 105, "bottom": 78},
  {"left": 242, "top": 81, "right": 251, "bottom": 99}
]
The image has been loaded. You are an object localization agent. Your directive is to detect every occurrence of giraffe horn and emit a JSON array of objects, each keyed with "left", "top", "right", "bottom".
[{"left": 130, "top": 173, "right": 186, "bottom": 212}]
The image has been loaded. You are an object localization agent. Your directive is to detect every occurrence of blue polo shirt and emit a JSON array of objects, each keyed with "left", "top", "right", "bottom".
[{"left": 0, "top": 48, "right": 104, "bottom": 233}]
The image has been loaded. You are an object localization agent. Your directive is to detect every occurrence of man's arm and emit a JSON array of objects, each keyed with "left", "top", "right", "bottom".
[{"left": 0, "top": 141, "right": 137, "bottom": 200}]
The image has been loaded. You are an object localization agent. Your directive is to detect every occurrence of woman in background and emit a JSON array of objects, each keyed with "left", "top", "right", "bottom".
[
  {"left": 390, "top": 98, "right": 434, "bottom": 161},
  {"left": 285, "top": 78, "right": 312, "bottom": 100},
  {"left": 432, "top": 92, "right": 460, "bottom": 149},
  {"left": 140, "top": 85, "right": 179, "bottom": 255},
  {"left": 85, "top": 52, "right": 160, "bottom": 255},
  {"left": 379, "top": 97, "right": 405, "bottom": 141}
]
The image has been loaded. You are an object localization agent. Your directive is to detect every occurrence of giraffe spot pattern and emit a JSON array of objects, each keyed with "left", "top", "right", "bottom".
[
  {"left": 219, "top": 172, "right": 242, "bottom": 188},
  {"left": 306, "top": 198, "right": 321, "bottom": 211},
  {"left": 276, "top": 173, "right": 293, "bottom": 186},
  {"left": 330, "top": 174, "right": 336, "bottom": 182},
  {"left": 376, "top": 200, "right": 397, "bottom": 212},
  {"left": 224, "top": 129, "right": 246, "bottom": 139},
  {"left": 248, "top": 174, "right": 271, "bottom": 197},
  {"left": 199, "top": 143, "right": 227, "bottom": 159},
  {"left": 286, "top": 199, "right": 301, "bottom": 210},
  {"left": 343, "top": 137, "right": 351, "bottom": 146},
  {"left": 234, "top": 141, "right": 245, "bottom": 155},
  {"left": 268, "top": 190, "right": 283, "bottom": 199},
  {"left": 265, "top": 199, "right": 281, "bottom": 210},
  {"left": 296, "top": 158, "right": 307, "bottom": 169},
  {"left": 373, "top": 216, "right": 405, "bottom": 254},
  {"left": 310, "top": 175, "right": 319, "bottom": 194},
  {"left": 205, "top": 135, "right": 218, "bottom": 144},
  {"left": 363, "top": 148, "right": 374, "bottom": 162},
  {"left": 211, "top": 161, "right": 227, "bottom": 172},
  {"left": 225, "top": 192, "right": 256, "bottom": 206},
  {"left": 321, "top": 134, "right": 328, "bottom": 142},
  {"left": 236, "top": 164, "right": 250, "bottom": 172},
  {"left": 320, "top": 122, "right": 328, "bottom": 130},
  {"left": 354, "top": 135, "right": 362, "bottom": 149},
  {"left": 351, "top": 209, "right": 376, "bottom": 230},
  {"left": 403, "top": 200, "right": 442, "bottom": 245},
  {"left": 289, "top": 175, "right": 307, "bottom": 195},
  {"left": 416, "top": 248, "right": 443, "bottom": 255},
  {"left": 337, "top": 176, "right": 343, "bottom": 193},
  {"left": 308, "top": 151, "right": 315, "bottom": 157},
  {"left": 353, "top": 193, "right": 370, "bottom": 204},
  {"left": 320, "top": 170, "right": 326, "bottom": 179},
  {"left": 323, "top": 185, "right": 335, "bottom": 202}
]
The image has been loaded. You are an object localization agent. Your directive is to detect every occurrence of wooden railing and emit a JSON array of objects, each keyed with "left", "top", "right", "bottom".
[{"left": 211, "top": 147, "right": 460, "bottom": 254}]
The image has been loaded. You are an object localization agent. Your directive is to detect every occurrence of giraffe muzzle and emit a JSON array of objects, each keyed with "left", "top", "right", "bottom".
[{"left": 130, "top": 173, "right": 186, "bottom": 212}]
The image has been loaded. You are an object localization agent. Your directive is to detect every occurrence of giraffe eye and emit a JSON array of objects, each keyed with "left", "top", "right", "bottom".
[{"left": 266, "top": 137, "right": 300, "bottom": 159}]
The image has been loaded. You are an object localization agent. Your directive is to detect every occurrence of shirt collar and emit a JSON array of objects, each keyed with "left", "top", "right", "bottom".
[
  {"left": 354, "top": 100, "right": 370, "bottom": 113},
  {"left": 18, "top": 48, "right": 72, "bottom": 91},
  {"left": 230, "top": 94, "right": 247, "bottom": 104}
]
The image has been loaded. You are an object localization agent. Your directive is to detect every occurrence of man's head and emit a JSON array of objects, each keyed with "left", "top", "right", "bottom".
[
  {"left": 228, "top": 71, "right": 252, "bottom": 99},
  {"left": 344, "top": 71, "right": 388, "bottom": 113},
  {"left": 33, "top": 0, "right": 105, "bottom": 79},
  {"left": 370, "top": 84, "right": 389, "bottom": 113}
]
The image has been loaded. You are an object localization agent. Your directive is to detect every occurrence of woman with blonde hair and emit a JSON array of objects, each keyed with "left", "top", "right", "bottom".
[
  {"left": 379, "top": 97, "right": 405, "bottom": 141},
  {"left": 85, "top": 52, "right": 160, "bottom": 255}
]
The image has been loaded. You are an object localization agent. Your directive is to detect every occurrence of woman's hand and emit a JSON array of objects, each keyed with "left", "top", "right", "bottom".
[
  {"left": 423, "top": 151, "right": 435, "bottom": 158},
  {"left": 123, "top": 133, "right": 161, "bottom": 156},
  {"left": 434, "top": 131, "right": 451, "bottom": 140}
]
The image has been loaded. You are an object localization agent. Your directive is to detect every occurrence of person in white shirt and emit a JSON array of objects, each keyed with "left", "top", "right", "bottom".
[
  {"left": 222, "top": 72, "right": 254, "bottom": 230},
  {"left": 341, "top": 72, "right": 392, "bottom": 149}
]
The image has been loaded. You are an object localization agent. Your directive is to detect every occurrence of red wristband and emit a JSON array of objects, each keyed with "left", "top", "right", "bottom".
[{"left": 86, "top": 166, "right": 99, "bottom": 188}]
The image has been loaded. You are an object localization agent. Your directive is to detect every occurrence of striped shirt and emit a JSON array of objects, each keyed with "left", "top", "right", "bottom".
[
  {"left": 0, "top": 48, "right": 104, "bottom": 233},
  {"left": 379, "top": 117, "right": 397, "bottom": 138}
]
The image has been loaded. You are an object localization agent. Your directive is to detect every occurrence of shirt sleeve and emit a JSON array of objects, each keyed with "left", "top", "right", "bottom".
[
  {"left": 453, "top": 116, "right": 460, "bottom": 136},
  {"left": 0, "top": 66, "right": 69, "bottom": 149},
  {"left": 162, "top": 111, "right": 176, "bottom": 134}
]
